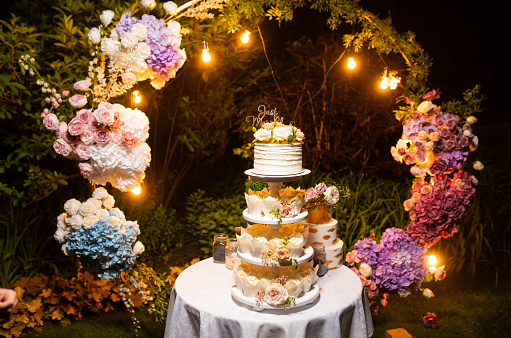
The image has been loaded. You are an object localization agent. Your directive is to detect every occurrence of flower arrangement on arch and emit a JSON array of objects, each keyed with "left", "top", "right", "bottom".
[{"left": 54, "top": 187, "right": 144, "bottom": 279}]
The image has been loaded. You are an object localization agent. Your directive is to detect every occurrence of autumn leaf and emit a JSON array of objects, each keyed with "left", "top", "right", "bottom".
[
  {"left": 63, "top": 305, "right": 77, "bottom": 316},
  {"left": 110, "top": 293, "right": 120, "bottom": 302},
  {"left": 26, "top": 298, "right": 42, "bottom": 313},
  {"left": 11, "top": 323, "right": 26, "bottom": 337},
  {"left": 130, "top": 293, "right": 143, "bottom": 308},
  {"left": 51, "top": 308, "right": 64, "bottom": 321},
  {"left": 91, "top": 292, "right": 103, "bottom": 303},
  {"left": 41, "top": 288, "right": 52, "bottom": 298}
]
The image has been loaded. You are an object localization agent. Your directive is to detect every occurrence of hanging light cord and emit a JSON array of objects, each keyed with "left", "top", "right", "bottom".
[{"left": 257, "top": 26, "right": 291, "bottom": 121}]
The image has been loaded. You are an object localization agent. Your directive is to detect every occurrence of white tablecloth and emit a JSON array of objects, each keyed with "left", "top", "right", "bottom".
[{"left": 164, "top": 258, "right": 373, "bottom": 338}]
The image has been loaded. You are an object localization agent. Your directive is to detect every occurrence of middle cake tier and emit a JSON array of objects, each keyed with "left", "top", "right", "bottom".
[{"left": 237, "top": 222, "right": 311, "bottom": 266}]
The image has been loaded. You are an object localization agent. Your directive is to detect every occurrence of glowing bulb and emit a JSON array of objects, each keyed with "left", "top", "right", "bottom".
[
  {"left": 133, "top": 90, "right": 139, "bottom": 96},
  {"left": 347, "top": 57, "right": 356, "bottom": 69},
  {"left": 132, "top": 186, "right": 142, "bottom": 195},
  {"left": 201, "top": 40, "right": 211, "bottom": 62},
  {"left": 241, "top": 30, "right": 251, "bottom": 44},
  {"left": 428, "top": 254, "right": 437, "bottom": 267},
  {"left": 380, "top": 77, "right": 388, "bottom": 90},
  {"left": 202, "top": 50, "right": 211, "bottom": 62}
]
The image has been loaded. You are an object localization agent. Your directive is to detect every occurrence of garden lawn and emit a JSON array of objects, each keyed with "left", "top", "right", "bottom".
[
  {"left": 372, "top": 271, "right": 511, "bottom": 337},
  {"left": 21, "top": 270, "right": 511, "bottom": 338}
]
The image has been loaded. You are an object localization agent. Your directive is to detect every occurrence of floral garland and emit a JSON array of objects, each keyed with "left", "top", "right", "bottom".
[
  {"left": 346, "top": 90, "right": 481, "bottom": 307},
  {"left": 54, "top": 187, "right": 144, "bottom": 279}
]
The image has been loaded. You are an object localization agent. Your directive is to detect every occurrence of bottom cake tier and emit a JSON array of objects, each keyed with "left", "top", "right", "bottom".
[{"left": 232, "top": 261, "right": 319, "bottom": 310}]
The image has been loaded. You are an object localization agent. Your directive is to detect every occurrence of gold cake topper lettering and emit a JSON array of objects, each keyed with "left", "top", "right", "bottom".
[{"left": 246, "top": 104, "right": 284, "bottom": 127}]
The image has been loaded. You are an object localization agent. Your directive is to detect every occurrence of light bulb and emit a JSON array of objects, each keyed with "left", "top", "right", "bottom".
[
  {"left": 380, "top": 77, "right": 388, "bottom": 90},
  {"left": 134, "top": 95, "right": 141, "bottom": 103},
  {"left": 133, "top": 90, "right": 139, "bottom": 96},
  {"left": 241, "top": 30, "right": 251, "bottom": 44},
  {"left": 202, "top": 50, "right": 211, "bottom": 62},
  {"left": 132, "top": 185, "right": 142, "bottom": 195},
  {"left": 347, "top": 57, "right": 356, "bottom": 69},
  {"left": 201, "top": 40, "right": 211, "bottom": 62},
  {"left": 428, "top": 254, "right": 437, "bottom": 267}
]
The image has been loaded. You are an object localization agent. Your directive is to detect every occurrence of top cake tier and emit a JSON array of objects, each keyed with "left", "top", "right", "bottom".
[{"left": 253, "top": 143, "right": 302, "bottom": 175}]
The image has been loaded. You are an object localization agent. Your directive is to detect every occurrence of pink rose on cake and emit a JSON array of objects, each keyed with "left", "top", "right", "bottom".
[{"left": 263, "top": 284, "right": 289, "bottom": 306}]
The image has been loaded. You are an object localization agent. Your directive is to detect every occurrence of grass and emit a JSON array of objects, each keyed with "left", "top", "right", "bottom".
[{"left": 372, "top": 271, "right": 511, "bottom": 337}]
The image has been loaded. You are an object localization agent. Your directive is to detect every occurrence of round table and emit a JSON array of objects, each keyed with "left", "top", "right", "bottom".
[{"left": 164, "top": 258, "right": 374, "bottom": 338}]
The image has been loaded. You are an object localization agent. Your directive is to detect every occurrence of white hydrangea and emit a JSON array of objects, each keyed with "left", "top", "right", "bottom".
[{"left": 116, "top": 105, "right": 150, "bottom": 141}]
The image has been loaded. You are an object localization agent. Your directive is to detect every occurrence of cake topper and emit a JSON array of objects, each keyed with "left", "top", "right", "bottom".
[{"left": 246, "top": 104, "right": 285, "bottom": 127}]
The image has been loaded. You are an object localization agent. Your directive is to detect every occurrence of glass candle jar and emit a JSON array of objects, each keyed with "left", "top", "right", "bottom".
[
  {"left": 225, "top": 238, "right": 240, "bottom": 270},
  {"left": 213, "top": 233, "right": 228, "bottom": 263},
  {"left": 312, "top": 244, "right": 327, "bottom": 277}
]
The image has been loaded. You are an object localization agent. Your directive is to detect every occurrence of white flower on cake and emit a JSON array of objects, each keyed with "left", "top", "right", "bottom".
[
  {"left": 263, "top": 284, "right": 289, "bottom": 306},
  {"left": 324, "top": 186, "right": 340, "bottom": 205},
  {"left": 286, "top": 237, "right": 304, "bottom": 257},
  {"left": 236, "top": 233, "right": 253, "bottom": 254}
]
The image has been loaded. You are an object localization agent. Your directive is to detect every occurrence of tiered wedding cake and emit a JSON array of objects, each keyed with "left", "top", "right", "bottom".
[{"left": 231, "top": 113, "right": 320, "bottom": 309}]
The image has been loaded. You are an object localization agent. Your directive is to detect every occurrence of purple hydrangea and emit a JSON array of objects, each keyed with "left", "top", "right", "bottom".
[{"left": 354, "top": 237, "right": 378, "bottom": 267}]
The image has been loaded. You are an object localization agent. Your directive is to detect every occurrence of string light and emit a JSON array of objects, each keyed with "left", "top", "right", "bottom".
[
  {"left": 241, "top": 30, "right": 251, "bottom": 44},
  {"left": 379, "top": 68, "right": 401, "bottom": 90},
  {"left": 347, "top": 56, "right": 356, "bottom": 69},
  {"left": 132, "top": 185, "right": 142, "bottom": 195},
  {"left": 201, "top": 40, "right": 211, "bottom": 62},
  {"left": 428, "top": 254, "right": 437, "bottom": 267},
  {"left": 132, "top": 90, "right": 142, "bottom": 103}
]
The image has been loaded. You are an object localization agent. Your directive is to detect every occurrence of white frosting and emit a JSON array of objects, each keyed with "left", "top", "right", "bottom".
[{"left": 253, "top": 143, "right": 302, "bottom": 174}]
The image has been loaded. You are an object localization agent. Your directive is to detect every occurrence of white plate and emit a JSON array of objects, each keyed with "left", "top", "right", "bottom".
[
  {"left": 244, "top": 169, "right": 311, "bottom": 182},
  {"left": 231, "top": 283, "right": 319, "bottom": 311},
  {"left": 243, "top": 209, "right": 308, "bottom": 224},
  {"left": 237, "top": 245, "right": 314, "bottom": 266}
]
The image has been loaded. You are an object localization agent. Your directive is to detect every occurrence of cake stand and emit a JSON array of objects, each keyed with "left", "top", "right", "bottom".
[{"left": 231, "top": 168, "right": 320, "bottom": 311}]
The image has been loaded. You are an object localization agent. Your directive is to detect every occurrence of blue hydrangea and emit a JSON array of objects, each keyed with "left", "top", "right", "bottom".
[{"left": 66, "top": 215, "right": 140, "bottom": 279}]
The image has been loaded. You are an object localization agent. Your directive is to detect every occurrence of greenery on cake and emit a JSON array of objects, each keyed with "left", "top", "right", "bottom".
[
  {"left": 252, "top": 121, "right": 305, "bottom": 144},
  {"left": 245, "top": 179, "right": 269, "bottom": 194}
]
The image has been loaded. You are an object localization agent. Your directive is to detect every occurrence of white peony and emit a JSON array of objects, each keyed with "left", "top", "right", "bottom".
[
  {"left": 82, "top": 215, "right": 100, "bottom": 229},
  {"left": 135, "top": 42, "right": 152, "bottom": 60},
  {"left": 57, "top": 213, "right": 68, "bottom": 231},
  {"left": 64, "top": 199, "right": 81, "bottom": 215},
  {"left": 87, "top": 197, "right": 103, "bottom": 210},
  {"left": 100, "top": 10, "right": 115, "bottom": 26},
  {"left": 121, "top": 32, "right": 138, "bottom": 50},
  {"left": 272, "top": 126, "right": 291, "bottom": 141},
  {"left": 88, "top": 27, "right": 101, "bottom": 44},
  {"left": 167, "top": 20, "right": 181, "bottom": 35},
  {"left": 131, "top": 23, "right": 148, "bottom": 41},
  {"left": 101, "top": 38, "right": 119, "bottom": 56},
  {"left": 54, "top": 228, "right": 69, "bottom": 244},
  {"left": 140, "top": 0, "right": 156, "bottom": 9},
  {"left": 163, "top": 1, "right": 178, "bottom": 15}
]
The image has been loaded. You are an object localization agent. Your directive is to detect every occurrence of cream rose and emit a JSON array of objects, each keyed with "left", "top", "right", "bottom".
[
  {"left": 466, "top": 116, "right": 477, "bottom": 124},
  {"left": 133, "top": 241, "right": 145, "bottom": 255},
  {"left": 65, "top": 214, "right": 83, "bottom": 230},
  {"left": 101, "top": 38, "right": 119, "bottom": 56},
  {"left": 286, "top": 236, "right": 304, "bottom": 258},
  {"left": 423, "top": 288, "right": 434, "bottom": 299},
  {"left": 254, "top": 128, "right": 271, "bottom": 142},
  {"left": 417, "top": 101, "right": 433, "bottom": 114},
  {"left": 263, "top": 284, "right": 289, "bottom": 306},
  {"left": 88, "top": 27, "right": 101, "bottom": 44},
  {"left": 324, "top": 186, "right": 339, "bottom": 205},
  {"left": 92, "top": 187, "right": 109, "bottom": 200},
  {"left": 284, "top": 277, "right": 304, "bottom": 297},
  {"left": 167, "top": 20, "right": 181, "bottom": 35},
  {"left": 95, "top": 208, "right": 110, "bottom": 219},
  {"left": 359, "top": 263, "right": 372, "bottom": 278},
  {"left": 140, "top": 0, "right": 156, "bottom": 9},
  {"left": 82, "top": 215, "right": 99, "bottom": 229},
  {"left": 64, "top": 198, "right": 81, "bottom": 215},
  {"left": 272, "top": 126, "right": 291, "bottom": 141},
  {"left": 102, "top": 194, "right": 115, "bottom": 209},
  {"left": 78, "top": 200, "right": 98, "bottom": 217},
  {"left": 54, "top": 229, "right": 69, "bottom": 244}
]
